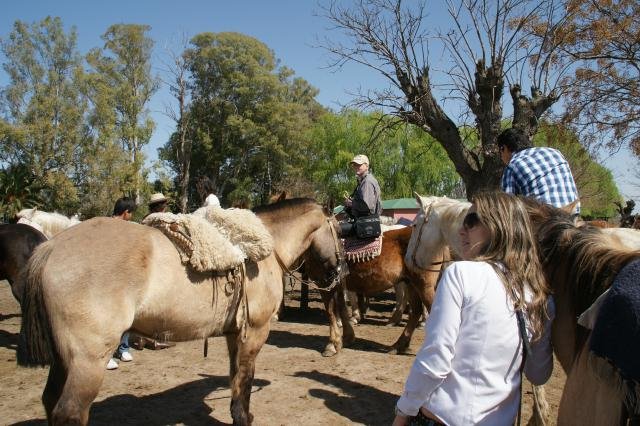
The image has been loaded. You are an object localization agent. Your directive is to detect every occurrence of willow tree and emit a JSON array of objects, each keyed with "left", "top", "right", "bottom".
[{"left": 321, "top": 0, "right": 573, "bottom": 198}]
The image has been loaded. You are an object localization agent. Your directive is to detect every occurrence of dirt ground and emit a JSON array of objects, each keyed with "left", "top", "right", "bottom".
[{"left": 0, "top": 281, "right": 566, "bottom": 425}]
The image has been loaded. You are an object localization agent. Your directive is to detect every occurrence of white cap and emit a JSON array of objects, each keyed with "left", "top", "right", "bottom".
[
  {"left": 204, "top": 194, "right": 220, "bottom": 208},
  {"left": 350, "top": 154, "right": 369, "bottom": 165}
]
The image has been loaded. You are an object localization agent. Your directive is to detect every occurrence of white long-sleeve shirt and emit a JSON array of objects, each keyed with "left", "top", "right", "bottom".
[{"left": 396, "top": 261, "right": 554, "bottom": 425}]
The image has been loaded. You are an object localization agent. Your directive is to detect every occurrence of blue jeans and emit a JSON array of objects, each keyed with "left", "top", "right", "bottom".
[{"left": 116, "top": 332, "right": 130, "bottom": 355}]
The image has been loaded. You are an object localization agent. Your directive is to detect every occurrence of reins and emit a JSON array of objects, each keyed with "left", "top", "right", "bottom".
[
  {"left": 273, "top": 217, "right": 346, "bottom": 294},
  {"left": 410, "top": 204, "right": 451, "bottom": 273}
]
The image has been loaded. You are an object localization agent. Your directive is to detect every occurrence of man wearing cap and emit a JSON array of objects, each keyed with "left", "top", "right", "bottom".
[
  {"left": 341, "top": 154, "right": 382, "bottom": 237},
  {"left": 147, "top": 192, "right": 169, "bottom": 215}
]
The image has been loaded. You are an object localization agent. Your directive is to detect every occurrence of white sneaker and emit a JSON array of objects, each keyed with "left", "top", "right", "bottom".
[
  {"left": 106, "top": 358, "right": 119, "bottom": 370},
  {"left": 119, "top": 351, "right": 133, "bottom": 362}
]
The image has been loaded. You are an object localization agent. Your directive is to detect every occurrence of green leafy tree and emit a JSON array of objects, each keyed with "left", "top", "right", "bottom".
[
  {"left": 0, "top": 163, "right": 43, "bottom": 221},
  {"left": 85, "top": 24, "right": 158, "bottom": 203},
  {"left": 161, "top": 32, "right": 322, "bottom": 208},
  {"left": 0, "top": 17, "right": 86, "bottom": 213}
]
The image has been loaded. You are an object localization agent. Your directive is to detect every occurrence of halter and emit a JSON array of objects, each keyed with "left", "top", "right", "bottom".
[
  {"left": 410, "top": 203, "right": 450, "bottom": 273},
  {"left": 274, "top": 216, "right": 347, "bottom": 293}
]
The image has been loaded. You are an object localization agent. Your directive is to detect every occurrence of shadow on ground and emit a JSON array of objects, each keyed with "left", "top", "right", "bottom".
[{"left": 10, "top": 374, "right": 271, "bottom": 426}]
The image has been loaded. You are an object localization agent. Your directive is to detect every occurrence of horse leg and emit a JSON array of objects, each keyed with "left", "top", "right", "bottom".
[
  {"left": 388, "top": 281, "right": 407, "bottom": 326},
  {"left": 389, "top": 284, "right": 423, "bottom": 354},
  {"left": 337, "top": 284, "right": 355, "bottom": 348},
  {"left": 225, "top": 324, "right": 270, "bottom": 426},
  {"left": 346, "top": 290, "right": 361, "bottom": 325},
  {"left": 42, "top": 358, "right": 67, "bottom": 423},
  {"left": 50, "top": 356, "right": 106, "bottom": 425},
  {"left": 320, "top": 288, "right": 342, "bottom": 357}
]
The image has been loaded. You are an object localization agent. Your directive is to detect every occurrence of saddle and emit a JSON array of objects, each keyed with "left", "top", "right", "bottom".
[
  {"left": 341, "top": 235, "right": 382, "bottom": 263},
  {"left": 142, "top": 207, "right": 273, "bottom": 273}
]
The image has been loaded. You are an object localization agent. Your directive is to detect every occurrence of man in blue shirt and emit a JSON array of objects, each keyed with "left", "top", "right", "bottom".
[{"left": 498, "top": 128, "right": 580, "bottom": 213}]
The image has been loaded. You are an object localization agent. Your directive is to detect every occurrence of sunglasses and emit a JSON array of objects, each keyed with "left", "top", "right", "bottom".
[{"left": 462, "top": 212, "right": 482, "bottom": 230}]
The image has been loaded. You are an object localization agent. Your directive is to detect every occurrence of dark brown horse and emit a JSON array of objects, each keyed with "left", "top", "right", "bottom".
[
  {"left": 18, "top": 198, "right": 344, "bottom": 425},
  {"left": 307, "top": 227, "right": 446, "bottom": 356},
  {"left": 0, "top": 223, "right": 47, "bottom": 304}
]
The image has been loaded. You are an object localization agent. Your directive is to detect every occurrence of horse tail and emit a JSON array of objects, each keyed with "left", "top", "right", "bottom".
[{"left": 17, "top": 241, "right": 56, "bottom": 367}]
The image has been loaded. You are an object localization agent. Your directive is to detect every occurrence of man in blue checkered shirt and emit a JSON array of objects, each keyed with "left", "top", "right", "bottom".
[{"left": 498, "top": 128, "right": 580, "bottom": 213}]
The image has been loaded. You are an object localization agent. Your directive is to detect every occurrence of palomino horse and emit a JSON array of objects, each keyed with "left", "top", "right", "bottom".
[
  {"left": 18, "top": 198, "right": 344, "bottom": 425},
  {"left": 523, "top": 198, "right": 640, "bottom": 425},
  {"left": 0, "top": 223, "right": 47, "bottom": 304},
  {"left": 306, "top": 226, "right": 446, "bottom": 357}
]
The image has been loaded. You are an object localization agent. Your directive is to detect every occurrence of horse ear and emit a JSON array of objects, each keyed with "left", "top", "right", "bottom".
[
  {"left": 324, "top": 196, "right": 335, "bottom": 216},
  {"left": 413, "top": 191, "right": 425, "bottom": 210},
  {"left": 276, "top": 191, "right": 287, "bottom": 203},
  {"left": 561, "top": 199, "right": 579, "bottom": 215}
]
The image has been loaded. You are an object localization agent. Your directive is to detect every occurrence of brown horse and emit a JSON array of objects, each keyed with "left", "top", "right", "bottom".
[
  {"left": 0, "top": 223, "right": 48, "bottom": 304},
  {"left": 307, "top": 226, "right": 446, "bottom": 357},
  {"left": 524, "top": 198, "right": 640, "bottom": 425},
  {"left": 18, "top": 198, "right": 344, "bottom": 425}
]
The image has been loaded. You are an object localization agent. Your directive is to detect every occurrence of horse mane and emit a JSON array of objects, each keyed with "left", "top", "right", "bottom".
[
  {"left": 16, "top": 208, "right": 80, "bottom": 238},
  {"left": 253, "top": 197, "right": 320, "bottom": 216},
  {"left": 523, "top": 197, "right": 640, "bottom": 315}
]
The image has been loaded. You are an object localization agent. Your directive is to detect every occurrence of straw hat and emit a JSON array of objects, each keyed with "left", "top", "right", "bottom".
[{"left": 149, "top": 192, "right": 168, "bottom": 205}]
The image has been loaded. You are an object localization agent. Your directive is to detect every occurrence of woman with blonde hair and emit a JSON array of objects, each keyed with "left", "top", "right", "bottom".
[{"left": 393, "top": 191, "right": 554, "bottom": 426}]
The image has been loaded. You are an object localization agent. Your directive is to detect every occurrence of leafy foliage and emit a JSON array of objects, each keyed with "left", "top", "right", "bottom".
[
  {"left": 306, "top": 110, "right": 463, "bottom": 203},
  {"left": 558, "top": 0, "right": 640, "bottom": 157},
  {"left": 161, "top": 32, "right": 323, "bottom": 208}
]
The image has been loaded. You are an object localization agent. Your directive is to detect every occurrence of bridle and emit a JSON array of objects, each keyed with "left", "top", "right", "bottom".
[
  {"left": 274, "top": 216, "right": 347, "bottom": 293},
  {"left": 410, "top": 204, "right": 450, "bottom": 273}
]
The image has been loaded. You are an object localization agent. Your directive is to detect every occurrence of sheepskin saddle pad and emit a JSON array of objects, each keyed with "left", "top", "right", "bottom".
[
  {"left": 341, "top": 235, "right": 382, "bottom": 263},
  {"left": 142, "top": 207, "right": 273, "bottom": 272},
  {"left": 589, "top": 258, "right": 640, "bottom": 414}
]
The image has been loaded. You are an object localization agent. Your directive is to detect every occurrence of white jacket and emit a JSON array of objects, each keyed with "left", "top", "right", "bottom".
[{"left": 397, "top": 261, "right": 554, "bottom": 425}]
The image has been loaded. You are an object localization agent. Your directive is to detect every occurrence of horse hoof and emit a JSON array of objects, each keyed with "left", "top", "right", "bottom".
[
  {"left": 349, "top": 317, "right": 358, "bottom": 325},
  {"left": 387, "top": 347, "right": 399, "bottom": 355},
  {"left": 322, "top": 344, "right": 338, "bottom": 357}
]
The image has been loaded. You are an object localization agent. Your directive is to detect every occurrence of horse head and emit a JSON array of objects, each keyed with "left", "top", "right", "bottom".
[{"left": 406, "top": 193, "right": 470, "bottom": 271}]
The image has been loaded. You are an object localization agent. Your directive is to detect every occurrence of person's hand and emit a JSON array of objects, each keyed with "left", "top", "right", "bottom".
[
  {"left": 391, "top": 414, "right": 409, "bottom": 426},
  {"left": 344, "top": 196, "right": 353, "bottom": 208}
]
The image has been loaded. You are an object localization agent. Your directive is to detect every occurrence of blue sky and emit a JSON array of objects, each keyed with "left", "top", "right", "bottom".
[{"left": 2, "top": 0, "right": 638, "bottom": 205}]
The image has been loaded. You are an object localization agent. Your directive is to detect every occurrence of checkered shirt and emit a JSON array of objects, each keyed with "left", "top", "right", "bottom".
[{"left": 501, "top": 147, "right": 580, "bottom": 213}]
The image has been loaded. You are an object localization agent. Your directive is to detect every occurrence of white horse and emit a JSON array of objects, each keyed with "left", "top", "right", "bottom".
[
  {"left": 601, "top": 227, "right": 640, "bottom": 249},
  {"left": 16, "top": 208, "right": 80, "bottom": 238}
]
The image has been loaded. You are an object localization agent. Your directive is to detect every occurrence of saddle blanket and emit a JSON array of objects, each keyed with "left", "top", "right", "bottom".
[
  {"left": 143, "top": 207, "right": 273, "bottom": 273},
  {"left": 589, "top": 258, "right": 640, "bottom": 413},
  {"left": 342, "top": 235, "right": 382, "bottom": 263}
]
